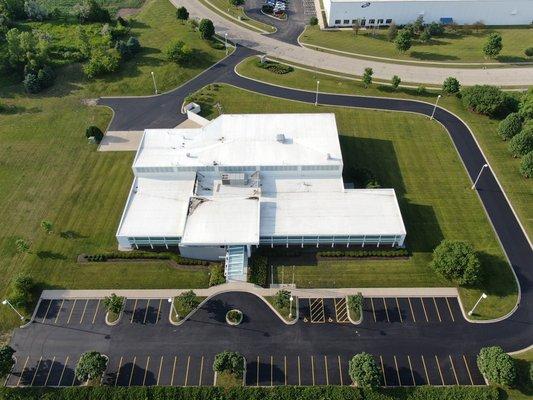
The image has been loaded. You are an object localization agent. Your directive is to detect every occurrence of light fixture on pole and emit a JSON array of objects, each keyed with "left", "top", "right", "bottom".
[
  {"left": 289, "top": 296, "right": 294, "bottom": 318},
  {"left": 2, "top": 299, "right": 25, "bottom": 320},
  {"left": 430, "top": 94, "right": 441, "bottom": 120},
  {"left": 225, "top": 33, "right": 228, "bottom": 55},
  {"left": 150, "top": 71, "right": 158, "bottom": 95},
  {"left": 468, "top": 293, "right": 487, "bottom": 316},
  {"left": 314, "top": 80, "right": 320, "bottom": 106},
  {"left": 168, "top": 297, "right": 178, "bottom": 321},
  {"left": 471, "top": 163, "right": 489, "bottom": 190}
]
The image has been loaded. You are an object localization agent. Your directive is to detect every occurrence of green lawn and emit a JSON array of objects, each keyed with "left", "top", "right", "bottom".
[
  {"left": 0, "top": 0, "right": 223, "bottom": 333},
  {"left": 191, "top": 84, "right": 517, "bottom": 320},
  {"left": 40, "top": 0, "right": 145, "bottom": 14},
  {"left": 265, "top": 296, "right": 297, "bottom": 322},
  {"left": 506, "top": 349, "right": 533, "bottom": 400},
  {"left": 236, "top": 57, "right": 533, "bottom": 241},
  {"left": 300, "top": 25, "right": 533, "bottom": 64},
  {"left": 199, "top": 0, "right": 276, "bottom": 33},
  {"left": 171, "top": 296, "right": 207, "bottom": 322}
]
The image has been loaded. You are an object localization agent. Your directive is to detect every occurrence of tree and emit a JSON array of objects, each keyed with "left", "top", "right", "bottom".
[
  {"left": 15, "top": 238, "right": 29, "bottom": 253},
  {"left": 386, "top": 22, "right": 397, "bottom": 41},
  {"left": 213, "top": 350, "right": 245, "bottom": 378},
  {"left": 23, "top": 72, "right": 40, "bottom": 93},
  {"left": 348, "top": 352, "right": 381, "bottom": 388},
  {"left": 103, "top": 293, "right": 124, "bottom": 314},
  {"left": 165, "top": 40, "right": 192, "bottom": 64},
  {"left": 176, "top": 6, "right": 188, "bottom": 21},
  {"left": 0, "top": 346, "right": 15, "bottom": 379},
  {"left": 73, "top": 0, "right": 110, "bottom": 23},
  {"left": 394, "top": 29, "right": 412, "bottom": 53},
  {"left": 176, "top": 290, "right": 199, "bottom": 310},
  {"left": 508, "top": 127, "right": 533, "bottom": 158},
  {"left": 427, "top": 22, "right": 444, "bottom": 36},
  {"left": 519, "top": 151, "right": 533, "bottom": 178},
  {"left": 126, "top": 36, "right": 140, "bottom": 54},
  {"left": 273, "top": 289, "right": 290, "bottom": 309},
  {"left": 498, "top": 113, "right": 523, "bottom": 141},
  {"left": 442, "top": 76, "right": 460, "bottom": 95},
  {"left": 85, "top": 125, "right": 103, "bottom": 142},
  {"left": 413, "top": 15, "right": 424, "bottom": 34},
  {"left": 518, "top": 88, "right": 533, "bottom": 120},
  {"left": 78, "top": 26, "right": 91, "bottom": 59},
  {"left": 24, "top": 0, "right": 48, "bottom": 21},
  {"left": 309, "top": 16, "right": 318, "bottom": 26},
  {"left": 471, "top": 20, "right": 485, "bottom": 33},
  {"left": 477, "top": 346, "right": 516, "bottom": 386},
  {"left": 430, "top": 240, "right": 481, "bottom": 285},
  {"left": 362, "top": 67, "right": 373, "bottom": 88},
  {"left": 11, "top": 273, "right": 34, "bottom": 307},
  {"left": 461, "top": 85, "right": 516, "bottom": 118},
  {"left": 199, "top": 18, "right": 214, "bottom": 40},
  {"left": 83, "top": 48, "right": 120, "bottom": 78},
  {"left": 40, "top": 220, "right": 52, "bottom": 234},
  {"left": 75, "top": 351, "right": 107, "bottom": 382},
  {"left": 391, "top": 75, "right": 401, "bottom": 90},
  {"left": 229, "top": 0, "right": 244, "bottom": 5},
  {"left": 352, "top": 19, "right": 360, "bottom": 36},
  {"left": 0, "top": 0, "right": 25, "bottom": 19},
  {"left": 420, "top": 28, "right": 431, "bottom": 43},
  {"left": 483, "top": 32, "right": 502, "bottom": 59},
  {"left": 525, "top": 47, "right": 533, "bottom": 58},
  {"left": 347, "top": 293, "right": 362, "bottom": 313}
]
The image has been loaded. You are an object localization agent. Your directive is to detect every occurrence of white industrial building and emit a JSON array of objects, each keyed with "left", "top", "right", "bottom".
[
  {"left": 116, "top": 113, "right": 406, "bottom": 281},
  {"left": 323, "top": 0, "right": 533, "bottom": 28}
]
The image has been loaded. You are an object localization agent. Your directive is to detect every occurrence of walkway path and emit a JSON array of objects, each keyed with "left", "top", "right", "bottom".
[{"left": 173, "top": 0, "right": 533, "bottom": 86}]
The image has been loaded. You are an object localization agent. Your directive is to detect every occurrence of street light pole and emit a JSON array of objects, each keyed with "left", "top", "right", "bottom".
[
  {"left": 168, "top": 298, "right": 178, "bottom": 321},
  {"left": 468, "top": 293, "right": 487, "bottom": 316},
  {"left": 225, "top": 33, "right": 228, "bottom": 55},
  {"left": 150, "top": 71, "right": 158, "bottom": 95},
  {"left": 430, "top": 94, "right": 441, "bottom": 120},
  {"left": 2, "top": 299, "right": 25, "bottom": 320},
  {"left": 289, "top": 296, "right": 294, "bottom": 318},
  {"left": 471, "top": 164, "right": 489, "bottom": 190},
  {"left": 314, "top": 80, "right": 320, "bottom": 106}
]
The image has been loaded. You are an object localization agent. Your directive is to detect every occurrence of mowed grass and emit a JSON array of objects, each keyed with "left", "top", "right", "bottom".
[
  {"left": 300, "top": 25, "right": 533, "bottom": 63},
  {"left": 0, "top": 0, "right": 222, "bottom": 333},
  {"left": 236, "top": 57, "right": 533, "bottom": 240},
  {"left": 197, "top": 84, "right": 517, "bottom": 319},
  {"left": 40, "top": 0, "right": 144, "bottom": 14}
]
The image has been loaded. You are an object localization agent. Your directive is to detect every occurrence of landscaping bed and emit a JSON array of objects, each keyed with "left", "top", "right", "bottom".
[
  {"left": 170, "top": 292, "right": 206, "bottom": 323},
  {"left": 79, "top": 252, "right": 213, "bottom": 266},
  {"left": 265, "top": 295, "right": 297, "bottom": 323}
]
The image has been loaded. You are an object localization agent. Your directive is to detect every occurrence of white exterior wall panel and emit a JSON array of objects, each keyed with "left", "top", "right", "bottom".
[{"left": 325, "top": 0, "right": 533, "bottom": 27}]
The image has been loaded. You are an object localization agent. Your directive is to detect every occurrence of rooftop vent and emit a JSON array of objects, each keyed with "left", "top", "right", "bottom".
[{"left": 276, "top": 134, "right": 286, "bottom": 143}]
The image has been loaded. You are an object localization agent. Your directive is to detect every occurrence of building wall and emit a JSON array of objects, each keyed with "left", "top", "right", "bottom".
[
  {"left": 325, "top": 0, "right": 533, "bottom": 27},
  {"left": 178, "top": 245, "right": 226, "bottom": 261}
]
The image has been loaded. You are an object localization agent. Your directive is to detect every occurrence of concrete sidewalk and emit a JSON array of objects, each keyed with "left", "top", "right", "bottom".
[
  {"left": 40, "top": 283, "right": 458, "bottom": 299},
  {"left": 174, "top": 0, "right": 533, "bottom": 86}
]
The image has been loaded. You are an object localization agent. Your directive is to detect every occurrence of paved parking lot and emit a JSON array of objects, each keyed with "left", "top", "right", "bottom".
[{"left": 300, "top": 296, "right": 462, "bottom": 325}]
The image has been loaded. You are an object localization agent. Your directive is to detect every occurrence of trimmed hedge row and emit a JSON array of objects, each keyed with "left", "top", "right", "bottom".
[
  {"left": 255, "top": 59, "right": 294, "bottom": 74},
  {"left": 248, "top": 255, "right": 268, "bottom": 287},
  {"left": 83, "top": 252, "right": 210, "bottom": 266},
  {"left": 0, "top": 385, "right": 500, "bottom": 400},
  {"left": 318, "top": 249, "right": 409, "bottom": 258}
]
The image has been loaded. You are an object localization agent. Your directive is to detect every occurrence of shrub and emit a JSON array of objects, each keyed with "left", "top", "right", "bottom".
[
  {"left": 0, "top": 346, "right": 15, "bottom": 379},
  {"left": 165, "top": 40, "right": 193, "bottom": 64},
  {"left": 461, "top": 85, "right": 516, "bottom": 118},
  {"left": 85, "top": 125, "right": 103, "bottom": 142},
  {"left": 519, "top": 88, "right": 533, "bottom": 120},
  {"left": 347, "top": 293, "right": 362, "bottom": 314},
  {"left": 420, "top": 29, "right": 431, "bottom": 43},
  {"left": 386, "top": 22, "right": 397, "bottom": 41},
  {"left": 477, "top": 346, "right": 516, "bottom": 386},
  {"left": 209, "top": 264, "right": 225, "bottom": 286},
  {"left": 442, "top": 76, "right": 460, "bottom": 95},
  {"left": 75, "top": 351, "right": 107, "bottom": 382},
  {"left": 24, "top": 0, "right": 47, "bottom": 21},
  {"left": 199, "top": 18, "right": 214, "bottom": 40},
  {"left": 176, "top": 290, "right": 199, "bottom": 312},
  {"left": 427, "top": 21, "right": 444, "bottom": 36},
  {"left": 362, "top": 67, "right": 373, "bottom": 87},
  {"left": 248, "top": 255, "right": 268, "bottom": 287},
  {"left": 348, "top": 352, "right": 381, "bottom": 388},
  {"left": 15, "top": 238, "right": 30, "bottom": 253},
  {"left": 213, "top": 351, "right": 245, "bottom": 378},
  {"left": 508, "top": 127, "right": 533, "bottom": 158},
  {"left": 498, "top": 112, "right": 523, "bottom": 141},
  {"left": 483, "top": 32, "right": 502, "bottom": 58},
  {"left": 416, "top": 85, "right": 426, "bottom": 95},
  {"left": 126, "top": 36, "right": 140, "bottom": 54},
  {"left": 430, "top": 240, "right": 481, "bottom": 285},
  {"left": 22, "top": 72, "right": 40, "bottom": 93},
  {"left": 309, "top": 16, "right": 318, "bottom": 26},
  {"left": 255, "top": 59, "right": 293, "bottom": 74},
  {"left": 519, "top": 151, "right": 533, "bottom": 178},
  {"left": 273, "top": 290, "right": 291, "bottom": 309},
  {"left": 229, "top": 0, "right": 244, "bottom": 5},
  {"left": 262, "top": 4, "right": 272, "bottom": 13},
  {"left": 73, "top": 0, "right": 110, "bottom": 23},
  {"left": 176, "top": 6, "right": 188, "bottom": 20},
  {"left": 525, "top": 47, "right": 533, "bottom": 57},
  {"left": 83, "top": 48, "right": 120, "bottom": 78},
  {"left": 103, "top": 293, "right": 124, "bottom": 315},
  {"left": 391, "top": 75, "right": 401, "bottom": 89},
  {"left": 394, "top": 29, "right": 412, "bottom": 52}
]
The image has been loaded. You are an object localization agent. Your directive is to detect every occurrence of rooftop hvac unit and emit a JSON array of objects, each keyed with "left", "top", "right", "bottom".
[
  {"left": 276, "top": 134, "right": 286, "bottom": 143},
  {"left": 221, "top": 172, "right": 246, "bottom": 186}
]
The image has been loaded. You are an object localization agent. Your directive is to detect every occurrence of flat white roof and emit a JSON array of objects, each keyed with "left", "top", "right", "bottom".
[
  {"left": 134, "top": 113, "right": 342, "bottom": 169},
  {"left": 260, "top": 189, "right": 406, "bottom": 237},
  {"left": 330, "top": 0, "right": 509, "bottom": 2},
  {"left": 181, "top": 197, "right": 260, "bottom": 245},
  {"left": 117, "top": 177, "right": 194, "bottom": 237}
]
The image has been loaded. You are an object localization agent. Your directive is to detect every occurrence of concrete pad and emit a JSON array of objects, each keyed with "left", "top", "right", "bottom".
[
  {"left": 174, "top": 119, "right": 202, "bottom": 129},
  {"left": 98, "top": 131, "right": 143, "bottom": 152}
]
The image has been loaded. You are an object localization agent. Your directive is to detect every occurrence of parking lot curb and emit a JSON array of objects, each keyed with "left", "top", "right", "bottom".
[
  {"left": 105, "top": 308, "right": 124, "bottom": 326},
  {"left": 168, "top": 296, "right": 212, "bottom": 326},
  {"left": 19, "top": 298, "right": 42, "bottom": 329},
  {"left": 261, "top": 295, "right": 299, "bottom": 325},
  {"left": 346, "top": 297, "right": 362, "bottom": 325}
]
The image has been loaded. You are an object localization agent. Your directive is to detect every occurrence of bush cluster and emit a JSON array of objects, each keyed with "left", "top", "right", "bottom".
[
  {"left": 83, "top": 252, "right": 210, "bottom": 266},
  {"left": 318, "top": 249, "right": 408, "bottom": 258},
  {"left": 209, "top": 264, "right": 226, "bottom": 286},
  {"left": 9, "top": 273, "right": 36, "bottom": 308},
  {"left": 477, "top": 346, "right": 516, "bottom": 386},
  {"left": 248, "top": 255, "right": 268, "bottom": 287},
  {"left": 0, "top": 385, "right": 500, "bottom": 399},
  {"left": 213, "top": 351, "right": 245, "bottom": 378},
  {"left": 255, "top": 59, "right": 293, "bottom": 74},
  {"left": 430, "top": 240, "right": 481, "bottom": 286},
  {"left": 460, "top": 85, "right": 517, "bottom": 118}
]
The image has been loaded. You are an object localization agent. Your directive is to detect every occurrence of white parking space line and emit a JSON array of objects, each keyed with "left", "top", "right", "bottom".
[
  {"left": 421, "top": 355, "right": 430, "bottom": 385},
  {"left": 115, "top": 356, "right": 123, "bottom": 386},
  {"left": 17, "top": 356, "right": 29, "bottom": 386},
  {"left": 44, "top": 356, "right": 56, "bottom": 386},
  {"left": 297, "top": 356, "right": 301, "bottom": 386},
  {"left": 380, "top": 355, "right": 387, "bottom": 387},
  {"left": 270, "top": 355, "right": 273, "bottom": 387},
  {"left": 42, "top": 301, "right": 52, "bottom": 323},
  {"left": 57, "top": 356, "right": 69, "bottom": 387},
  {"left": 92, "top": 299, "right": 101, "bottom": 324},
  {"left": 130, "top": 299, "right": 138, "bottom": 323},
  {"left": 393, "top": 355, "right": 401, "bottom": 386},
  {"left": 338, "top": 355, "right": 343, "bottom": 386},
  {"left": 383, "top": 298, "right": 390, "bottom": 323},
  {"left": 408, "top": 298, "right": 416, "bottom": 322},
  {"left": 407, "top": 355, "right": 415, "bottom": 386},
  {"left": 143, "top": 356, "right": 150, "bottom": 386},
  {"left": 67, "top": 299, "right": 77, "bottom": 324},
  {"left": 199, "top": 356, "right": 204, "bottom": 386},
  {"left": 324, "top": 355, "right": 329, "bottom": 385},
  {"left": 79, "top": 299, "right": 89, "bottom": 324},
  {"left": 157, "top": 356, "right": 163, "bottom": 386},
  {"left": 54, "top": 300, "right": 64, "bottom": 324},
  {"left": 256, "top": 356, "right": 260, "bottom": 386},
  {"left": 445, "top": 298, "right": 455, "bottom": 322},
  {"left": 396, "top": 298, "right": 403, "bottom": 323},
  {"left": 463, "top": 355, "right": 474, "bottom": 385},
  {"left": 143, "top": 299, "right": 150, "bottom": 324},
  {"left": 30, "top": 356, "right": 42, "bottom": 386},
  {"left": 311, "top": 356, "right": 315, "bottom": 386},
  {"left": 370, "top": 298, "right": 377, "bottom": 322},
  {"left": 184, "top": 355, "right": 190, "bottom": 386},
  {"left": 449, "top": 355, "right": 459, "bottom": 385},
  {"left": 433, "top": 298, "right": 442, "bottom": 322},
  {"left": 156, "top": 299, "right": 163, "bottom": 323},
  {"left": 128, "top": 356, "right": 136, "bottom": 386},
  {"left": 284, "top": 355, "right": 287, "bottom": 385},
  {"left": 420, "top": 299, "right": 429, "bottom": 322},
  {"left": 435, "top": 355, "right": 445, "bottom": 385},
  {"left": 171, "top": 356, "right": 177, "bottom": 386}
]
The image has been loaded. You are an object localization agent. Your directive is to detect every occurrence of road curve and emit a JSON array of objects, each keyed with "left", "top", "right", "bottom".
[{"left": 171, "top": 0, "right": 533, "bottom": 86}]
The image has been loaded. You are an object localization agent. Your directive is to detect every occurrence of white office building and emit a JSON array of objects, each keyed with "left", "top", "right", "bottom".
[
  {"left": 323, "top": 0, "right": 533, "bottom": 28},
  {"left": 116, "top": 113, "right": 406, "bottom": 281}
]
